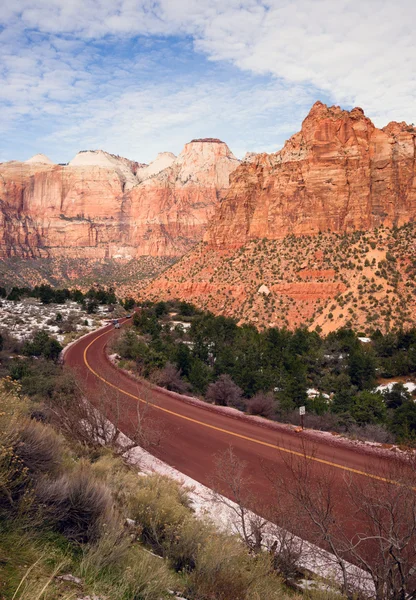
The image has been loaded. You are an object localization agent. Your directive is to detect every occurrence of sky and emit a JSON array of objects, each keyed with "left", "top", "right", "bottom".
[{"left": 0, "top": 0, "right": 415, "bottom": 164}]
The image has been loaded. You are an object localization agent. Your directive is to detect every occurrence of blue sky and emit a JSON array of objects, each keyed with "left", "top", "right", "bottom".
[{"left": 0, "top": 0, "right": 414, "bottom": 164}]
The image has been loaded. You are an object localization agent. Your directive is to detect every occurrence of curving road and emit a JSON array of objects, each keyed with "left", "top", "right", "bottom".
[{"left": 64, "top": 320, "right": 405, "bottom": 546}]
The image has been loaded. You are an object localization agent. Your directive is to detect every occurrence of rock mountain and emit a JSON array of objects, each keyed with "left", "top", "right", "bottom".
[
  {"left": 142, "top": 102, "right": 416, "bottom": 332},
  {"left": 0, "top": 140, "right": 239, "bottom": 259},
  {"left": 205, "top": 101, "right": 416, "bottom": 249},
  {"left": 1, "top": 102, "right": 416, "bottom": 332}
]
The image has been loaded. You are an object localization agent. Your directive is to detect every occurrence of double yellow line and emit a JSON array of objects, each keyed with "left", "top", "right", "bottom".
[{"left": 83, "top": 328, "right": 400, "bottom": 486}]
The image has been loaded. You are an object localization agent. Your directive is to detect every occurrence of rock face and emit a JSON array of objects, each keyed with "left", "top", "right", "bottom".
[
  {"left": 142, "top": 104, "right": 416, "bottom": 332},
  {"left": 68, "top": 150, "right": 145, "bottom": 190},
  {"left": 0, "top": 141, "right": 239, "bottom": 259},
  {"left": 136, "top": 152, "right": 176, "bottom": 181},
  {"left": 122, "top": 140, "right": 240, "bottom": 256},
  {"left": 205, "top": 102, "right": 416, "bottom": 249},
  {"left": 25, "top": 154, "right": 55, "bottom": 165}
]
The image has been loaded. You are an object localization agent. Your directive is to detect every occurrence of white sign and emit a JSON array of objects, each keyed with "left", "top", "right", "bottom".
[{"left": 299, "top": 406, "right": 306, "bottom": 416}]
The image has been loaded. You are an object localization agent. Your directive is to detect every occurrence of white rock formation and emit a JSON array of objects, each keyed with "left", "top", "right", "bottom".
[
  {"left": 136, "top": 152, "right": 176, "bottom": 181},
  {"left": 25, "top": 153, "right": 55, "bottom": 164}
]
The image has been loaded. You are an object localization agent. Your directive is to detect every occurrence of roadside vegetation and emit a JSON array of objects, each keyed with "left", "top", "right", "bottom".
[
  {"left": 112, "top": 300, "right": 416, "bottom": 445},
  {"left": 2, "top": 287, "right": 416, "bottom": 598},
  {"left": 0, "top": 362, "right": 307, "bottom": 600}
]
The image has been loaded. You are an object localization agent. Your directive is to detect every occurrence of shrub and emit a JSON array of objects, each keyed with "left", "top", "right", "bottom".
[
  {"left": 246, "top": 392, "right": 275, "bottom": 418},
  {"left": 14, "top": 419, "right": 64, "bottom": 478},
  {"left": 128, "top": 474, "right": 191, "bottom": 554},
  {"left": 0, "top": 442, "right": 31, "bottom": 514},
  {"left": 206, "top": 374, "right": 244, "bottom": 410},
  {"left": 36, "top": 464, "right": 113, "bottom": 543},
  {"left": 23, "top": 331, "right": 62, "bottom": 361},
  {"left": 187, "top": 534, "right": 279, "bottom": 600},
  {"left": 348, "top": 423, "right": 394, "bottom": 444},
  {"left": 151, "top": 362, "right": 190, "bottom": 394}
]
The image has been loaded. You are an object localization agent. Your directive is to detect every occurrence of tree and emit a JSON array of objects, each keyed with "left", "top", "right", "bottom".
[
  {"left": 175, "top": 343, "right": 192, "bottom": 378},
  {"left": 206, "top": 374, "right": 244, "bottom": 409},
  {"left": 383, "top": 383, "right": 411, "bottom": 409},
  {"left": 268, "top": 442, "right": 353, "bottom": 595},
  {"left": 123, "top": 297, "right": 135, "bottom": 311},
  {"left": 154, "top": 301, "right": 168, "bottom": 318},
  {"left": 350, "top": 391, "right": 386, "bottom": 425},
  {"left": 348, "top": 347, "right": 376, "bottom": 390},
  {"left": 50, "top": 378, "right": 161, "bottom": 455},
  {"left": 211, "top": 447, "right": 268, "bottom": 553},
  {"left": 38, "top": 284, "right": 55, "bottom": 304},
  {"left": 389, "top": 401, "right": 416, "bottom": 441},
  {"left": 188, "top": 358, "right": 211, "bottom": 395},
  {"left": 23, "top": 331, "right": 62, "bottom": 362},
  {"left": 344, "top": 458, "right": 416, "bottom": 600},
  {"left": 269, "top": 441, "right": 416, "bottom": 599}
]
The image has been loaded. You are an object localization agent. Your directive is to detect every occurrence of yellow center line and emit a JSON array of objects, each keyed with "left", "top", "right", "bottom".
[{"left": 82, "top": 328, "right": 401, "bottom": 486}]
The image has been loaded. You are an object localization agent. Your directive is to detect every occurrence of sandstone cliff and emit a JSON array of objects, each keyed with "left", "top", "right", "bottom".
[
  {"left": 143, "top": 103, "right": 416, "bottom": 332},
  {"left": 123, "top": 139, "right": 240, "bottom": 255},
  {"left": 0, "top": 141, "right": 239, "bottom": 259},
  {"left": 205, "top": 102, "right": 416, "bottom": 248}
]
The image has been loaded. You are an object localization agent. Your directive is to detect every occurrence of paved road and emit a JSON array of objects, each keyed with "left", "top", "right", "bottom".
[{"left": 64, "top": 321, "right": 403, "bottom": 545}]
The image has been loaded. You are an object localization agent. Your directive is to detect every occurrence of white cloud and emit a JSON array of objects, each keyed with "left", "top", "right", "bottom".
[
  {"left": 0, "top": 0, "right": 414, "bottom": 162},
  {"left": 42, "top": 76, "right": 316, "bottom": 162}
]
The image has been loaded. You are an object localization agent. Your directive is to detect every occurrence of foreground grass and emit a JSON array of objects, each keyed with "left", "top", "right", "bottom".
[{"left": 0, "top": 378, "right": 317, "bottom": 600}]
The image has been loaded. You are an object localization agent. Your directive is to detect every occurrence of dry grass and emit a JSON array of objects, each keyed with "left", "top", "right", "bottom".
[{"left": 36, "top": 463, "right": 114, "bottom": 543}]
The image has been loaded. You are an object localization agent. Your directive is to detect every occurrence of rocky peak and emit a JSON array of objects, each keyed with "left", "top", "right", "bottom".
[
  {"left": 136, "top": 152, "right": 176, "bottom": 182},
  {"left": 25, "top": 153, "right": 55, "bottom": 165},
  {"left": 203, "top": 102, "right": 416, "bottom": 249},
  {"left": 172, "top": 139, "right": 240, "bottom": 187},
  {"left": 68, "top": 150, "right": 139, "bottom": 190}
]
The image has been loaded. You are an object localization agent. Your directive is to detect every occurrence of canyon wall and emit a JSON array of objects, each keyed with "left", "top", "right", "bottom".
[
  {"left": 0, "top": 142, "right": 239, "bottom": 259},
  {"left": 205, "top": 102, "right": 416, "bottom": 248}
]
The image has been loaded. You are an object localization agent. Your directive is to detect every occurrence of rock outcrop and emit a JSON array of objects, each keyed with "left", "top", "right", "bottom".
[
  {"left": 0, "top": 141, "right": 239, "bottom": 259},
  {"left": 143, "top": 103, "right": 416, "bottom": 332},
  {"left": 122, "top": 139, "right": 240, "bottom": 256},
  {"left": 205, "top": 102, "right": 416, "bottom": 249},
  {"left": 25, "top": 154, "right": 55, "bottom": 165}
]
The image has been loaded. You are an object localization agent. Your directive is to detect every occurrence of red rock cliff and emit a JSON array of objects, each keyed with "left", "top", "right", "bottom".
[
  {"left": 205, "top": 102, "right": 416, "bottom": 248},
  {"left": 0, "top": 142, "right": 239, "bottom": 259}
]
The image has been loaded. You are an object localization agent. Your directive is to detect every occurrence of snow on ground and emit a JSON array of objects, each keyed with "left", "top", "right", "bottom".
[
  {"left": 0, "top": 298, "right": 109, "bottom": 344},
  {"left": 375, "top": 381, "right": 416, "bottom": 394}
]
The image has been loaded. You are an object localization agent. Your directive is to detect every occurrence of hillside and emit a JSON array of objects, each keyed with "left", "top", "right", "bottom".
[{"left": 142, "top": 223, "right": 416, "bottom": 333}]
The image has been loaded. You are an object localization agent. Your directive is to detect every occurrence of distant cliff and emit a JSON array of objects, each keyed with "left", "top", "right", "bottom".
[{"left": 0, "top": 142, "right": 239, "bottom": 259}]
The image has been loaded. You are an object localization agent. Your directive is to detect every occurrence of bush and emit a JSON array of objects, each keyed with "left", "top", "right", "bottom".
[
  {"left": 0, "top": 442, "right": 31, "bottom": 514},
  {"left": 152, "top": 362, "right": 190, "bottom": 394},
  {"left": 348, "top": 423, "right": 394, "bottom": 444},
  {"left": 245, "top": 392, "right": 275, "bottom": 418},
  {"left": 36, "top": 464, "right": 113, "bottom": 543},
  {"left": 14, "top": 419, "right": 64, "bottom": 478},
  {"left": 23, "top": 331, "right": 62, "bottom": 361},
  {"left": 128, "top": 474, "right": 191, "bottom": 554},
  {"left": 206, "top": 374, "right": 244, "bottom": 410},
  {"left": 187, "top": 534, "right": 279, "bottom": 600}
]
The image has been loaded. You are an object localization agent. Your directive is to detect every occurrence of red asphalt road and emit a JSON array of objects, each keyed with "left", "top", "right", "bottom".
[{"left": 64, "top": 321, "right": 404, "bottom": 544}]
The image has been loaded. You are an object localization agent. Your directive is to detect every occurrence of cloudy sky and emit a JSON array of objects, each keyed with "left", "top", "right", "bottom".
[{"left": 1, "top": 0, "right": 415, "bottom": 163}]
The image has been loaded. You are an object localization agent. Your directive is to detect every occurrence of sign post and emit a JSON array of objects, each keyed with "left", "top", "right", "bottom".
[{"left": 299, "top": 406, "right": 305, "bottom": 430}]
